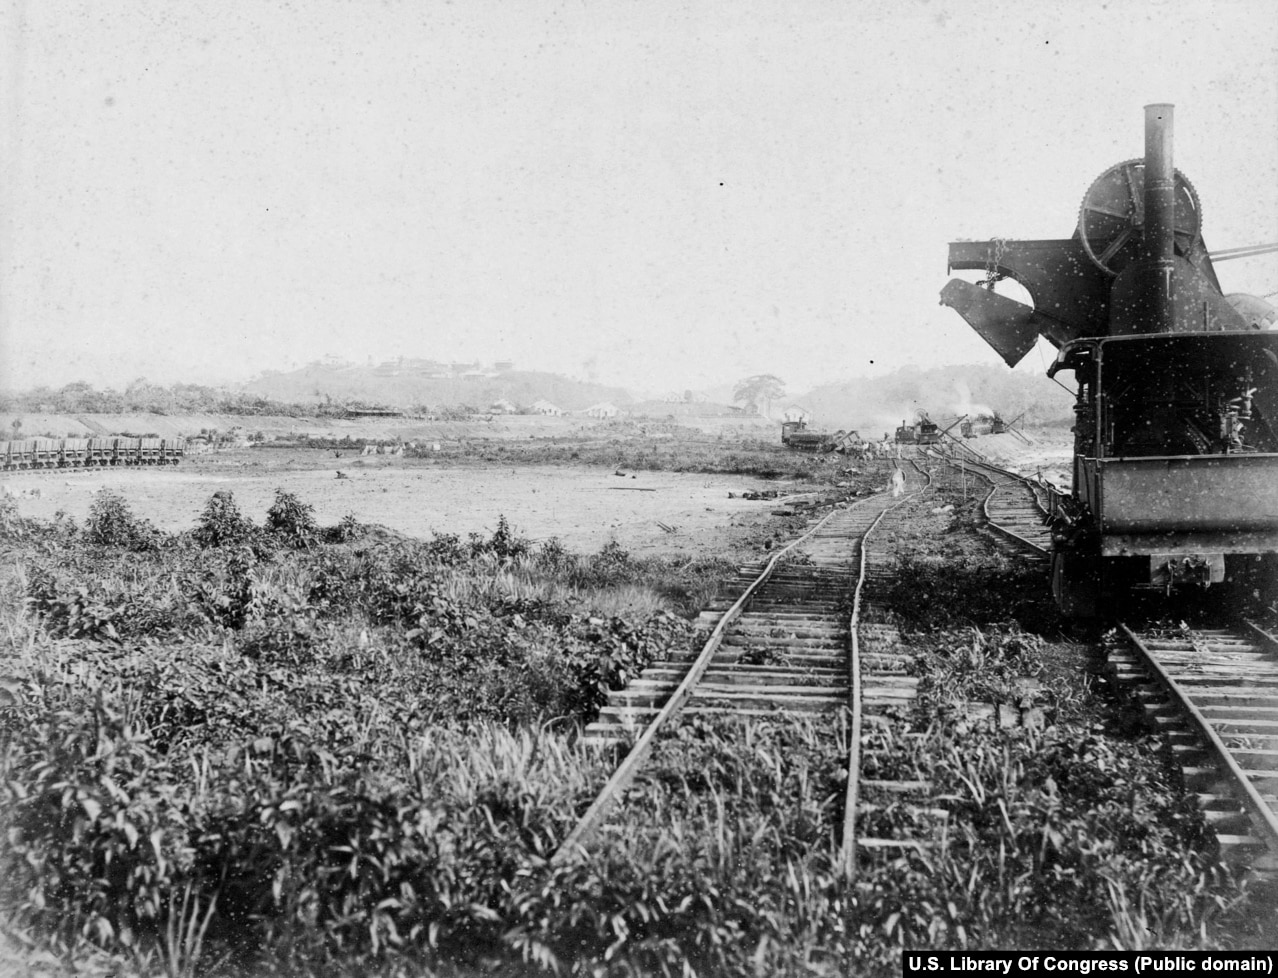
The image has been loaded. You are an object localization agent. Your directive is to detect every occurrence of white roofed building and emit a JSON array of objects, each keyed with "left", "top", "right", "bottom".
[{"left": 782, "top": 405, "right": 812, "bottom": 423}]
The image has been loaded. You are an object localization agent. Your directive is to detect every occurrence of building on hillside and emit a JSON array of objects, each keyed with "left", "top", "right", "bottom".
[
  {"left": 489, "top": 398, "right": 517, "bottom": 414},
  {"left": 583, "top": 402, "right": 619, "bottom": 419},
  {"left": 782, "top": 405, "right": 812, "bottom": 423},
  {"left": 494, "top": 360, "right": 515, "bottom": 373},
  {"left": 530, "top": 399, "right": 563, "bottom": 416},
  {"left": 398, "top": 358, "right": 451, "bottom": 376}
]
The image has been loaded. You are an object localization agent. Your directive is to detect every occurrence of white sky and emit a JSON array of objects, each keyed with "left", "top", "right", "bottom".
[{"left": 3, "top": 0, "right": 1277, "bottom": 395}]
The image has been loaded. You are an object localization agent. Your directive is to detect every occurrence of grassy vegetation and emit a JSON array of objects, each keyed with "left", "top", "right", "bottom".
[
  {"left": 0, "top": 491, "right": 729, "bottom": 975},
  {"left": 1, "top": 473, "right": 1272, "bottom": 977}
]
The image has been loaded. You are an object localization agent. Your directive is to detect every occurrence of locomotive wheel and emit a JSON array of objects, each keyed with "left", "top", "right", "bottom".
[{"left": 1077, "top": 159, "right": 1202, "bottom": 276}]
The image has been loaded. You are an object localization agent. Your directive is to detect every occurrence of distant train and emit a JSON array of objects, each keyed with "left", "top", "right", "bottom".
[
  {"left": 1, "top": 437, "right": 185, "bottom": 471},
  {"left": 780, "top": 421, "right": 868, "bottom": 454},
  {"left": 894, "top": 415, "right": 941, "bottom": 445}
]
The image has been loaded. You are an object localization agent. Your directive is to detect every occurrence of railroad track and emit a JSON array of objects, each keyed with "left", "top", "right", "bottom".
[
  {"left": 933, "top": 453, "right": 1278, "bottom": 875},
  {"left": 1107, "top": 620, "right": 1278, "bottom": 875},
  {"left": 934, "top": 452, "right": 1052, "bottom": 557},
  {"left": 557, "top": 460, "right": 938, "bottom": 872}
]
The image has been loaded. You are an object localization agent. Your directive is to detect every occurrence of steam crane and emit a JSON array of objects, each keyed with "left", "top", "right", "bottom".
[{"left": 940, "top": 105, "right": 1278, "bottom": 616}]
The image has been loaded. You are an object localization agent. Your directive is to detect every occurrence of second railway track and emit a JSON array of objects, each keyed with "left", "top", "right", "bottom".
[
  {"left": 938, "top": 450, "right": 1278, "bottom": 878},
  {"left": 1108, "top": 620, "right": 1278, "bottom": 874},
  {"left": 935, "top": 451, "right": 1053, "bottom": 557}
]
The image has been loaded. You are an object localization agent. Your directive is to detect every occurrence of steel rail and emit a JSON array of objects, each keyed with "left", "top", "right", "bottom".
[
  {"left": 550, "top": 498, "right": 862, "bottom": 864},
  {"left": 978, "top": 476, "right": 1049, "bottom": 556},
  {"left": 1245, "top": 619, "right": 1278, "bottom": 652},
  {"left": 955, "top": 453, "right": 1053, "bottom": 518},
  {"left": 1117, "top": 622, "right": 1278, "bottom": 859},
  {"left": 937, "top": 449, "right": 1045, "bottom": 509},
  {"left": 840, "top": 464, "right": 932, "bottom": 880},
  {"left": 942, "top": 454, "right": 1051, "bottom": 556}
]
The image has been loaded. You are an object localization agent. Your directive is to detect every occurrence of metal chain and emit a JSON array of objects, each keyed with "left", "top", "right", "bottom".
[{"left": 983, "top": 237, "right": 1007, "bottom": 289}]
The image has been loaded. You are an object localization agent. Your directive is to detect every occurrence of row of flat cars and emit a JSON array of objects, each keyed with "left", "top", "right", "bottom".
[{"left": 1, "top": 437, "right": 185, "bottom": 470}]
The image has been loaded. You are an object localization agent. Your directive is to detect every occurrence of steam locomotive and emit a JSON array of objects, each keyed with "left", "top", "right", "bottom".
[
  {"left": 895, "top": 413, "right": 941, "bottom": 445},
  {"left": 940, "top": 105, "right": 1278, "bottom": 616}
]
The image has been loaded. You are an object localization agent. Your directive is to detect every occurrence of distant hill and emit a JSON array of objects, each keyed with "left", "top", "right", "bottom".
[
  {"left": 242, "top": 365, "right": 634, "bottom": 413},
  {"left": 790, "top": 363, "right": 1075, "bottom": 435}
]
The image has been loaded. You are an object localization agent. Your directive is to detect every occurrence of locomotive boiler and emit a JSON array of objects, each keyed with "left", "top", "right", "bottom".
[{"left": 940, "top": 104, "right": 1278, "bottom": 616}]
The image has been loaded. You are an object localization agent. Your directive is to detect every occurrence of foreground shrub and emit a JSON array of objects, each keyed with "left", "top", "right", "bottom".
[
  {"left": 470, "top": 514, "right": 530, "bottom": 560},
  {"left": 0, "top": 494, "right": 33, "bottom": 541},
  {"left": 85, "top": 491, "right": 160, "bottom": 551},
  {"left": 266, "top": 488, "right": 317, "bottom": 547},
  {"left": 192, "top": 489, "right": 257, "bottom": 547},
  {"left": 1, "top": 693, "right": 190, "bottom": 952}
]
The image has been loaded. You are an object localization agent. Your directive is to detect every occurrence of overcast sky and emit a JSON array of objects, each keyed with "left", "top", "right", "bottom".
[{"left": 3, "top": 0, "right": 1276, "bottom": 395}]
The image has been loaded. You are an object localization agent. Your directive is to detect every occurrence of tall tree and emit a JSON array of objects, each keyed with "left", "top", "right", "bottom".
[{"left": 733, "top": 374, "right": 786, "bottom": 417}]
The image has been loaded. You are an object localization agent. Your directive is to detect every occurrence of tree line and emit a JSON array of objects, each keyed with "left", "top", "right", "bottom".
[{"left": 0, "top": 380, "right": 386, "bottom": 419}]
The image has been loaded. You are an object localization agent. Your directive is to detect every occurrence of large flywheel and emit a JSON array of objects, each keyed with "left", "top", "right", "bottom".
[{"left": 1077, "top": 159, "right": 1202, "bottom": 276}]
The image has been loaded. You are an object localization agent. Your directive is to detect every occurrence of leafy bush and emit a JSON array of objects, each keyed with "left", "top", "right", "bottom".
[
  {"left": 467, "top": 514, "right": 531, "bottom": 560},
  {"left": 266, "top": 489, "right": 317, "bottom": 547},
  {"left": 329, "top": 512, "right": 364, "bottom": 543},
  {"left": 85, "top": 491, "right": 160, "bottom": 551},
  {"left": 182, "top": 547, "right": 269, "bottom": 631},
  {"left": 26, "top": 570, "right": 128, "bottom": 641},
  {"left": 192, "top": 490, "right": 256, "bottom": 547},
  {"left": 587, "top": 539, "right": 631, "bottom": 583},
  {"left": 536, "top": 535, "right": 573, "bottom": 572},
  {"left": 0, "top": 494, "right": 31, "bottom": 540},
  {"left": 1, "top": 693, "right": 191, "bottom": 952}
]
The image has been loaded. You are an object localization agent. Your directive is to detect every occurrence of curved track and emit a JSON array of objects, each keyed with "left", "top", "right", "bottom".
[
  {"left": 557, "top": 461, "right": 935, "bottom": 874},
  {"left": 1106, "top": 621, "right": 1278, "bottom": 874},
  {"left": 934, "top": 452, "right": 1052, "bottom": 556}
]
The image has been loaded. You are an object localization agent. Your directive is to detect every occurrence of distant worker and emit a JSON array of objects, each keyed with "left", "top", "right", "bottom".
[{"left": 890, "top": 466, "right": 906, "bottom": 497}]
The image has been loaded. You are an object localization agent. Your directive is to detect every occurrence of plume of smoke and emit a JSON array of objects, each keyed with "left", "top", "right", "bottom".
[{"left": 953, "top": 380, "right": 994, "bottom": 419}]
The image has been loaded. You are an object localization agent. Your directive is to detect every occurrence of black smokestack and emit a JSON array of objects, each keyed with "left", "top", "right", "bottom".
[{"left": 1142, "top": 103, "right": 1176, "bottom": 329}]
